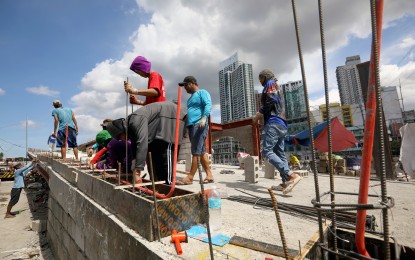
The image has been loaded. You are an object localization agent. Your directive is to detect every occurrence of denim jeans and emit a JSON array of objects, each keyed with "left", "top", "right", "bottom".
[
  {"left": 261, "top": 122, "right": 291, "bottom": 183},
  {"left": 188, "top": 124, "right": 209, "bottom": 155}
]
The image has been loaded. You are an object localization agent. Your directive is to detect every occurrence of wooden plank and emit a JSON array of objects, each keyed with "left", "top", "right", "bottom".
[
  {"left": 114, "top": 181, "right": 165, "bottom": 189},
  {"left": 294, "top": 222, "right": 330, "bottom": 260},
  {"left": 229, "top": 236, "right": 298, "bottom": 259}
]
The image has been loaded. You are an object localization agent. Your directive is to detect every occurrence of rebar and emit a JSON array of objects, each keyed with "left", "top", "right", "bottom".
[
  {"left": 197, "top": 157, "right": 214, "bottom": 260},
  {"left": 268, "top": 189, "right": 290, "bottom": 259},
  {"left": 369, "top": 0, "right": 390, "bottom": 258},
  {"left": 290, "top": 0, "right": 325, "bottom": 258},
  {"left": 148, "top": 152, "right": 161, "bottom": 242},
  {"left": 317, "top": 0, "right": 338, "bottom": 257}
]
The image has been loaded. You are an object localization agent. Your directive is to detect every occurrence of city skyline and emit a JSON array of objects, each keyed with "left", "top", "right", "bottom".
[{"left": 1, "top": 1, "right": 414, "bottom": 157}]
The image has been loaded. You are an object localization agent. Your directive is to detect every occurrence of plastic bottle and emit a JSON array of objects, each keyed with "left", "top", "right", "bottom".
[{"left": 208, "top": 186, "right": 222, "bottom": 232}]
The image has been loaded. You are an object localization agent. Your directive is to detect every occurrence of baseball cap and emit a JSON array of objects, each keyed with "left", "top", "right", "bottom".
[
  {"left": 178, "top": 76, "right": 197, "bottom": 86},
  {"left": 53, "top": 100, "right": 62, "bottom": 106}
]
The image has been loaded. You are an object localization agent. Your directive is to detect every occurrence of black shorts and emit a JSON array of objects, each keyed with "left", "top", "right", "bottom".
[
  {"left": 9, "top": 188, "right": 23, "bottom": 206},
  {"left": 148, "top": 139, "right": 180, "bottom": 185}
]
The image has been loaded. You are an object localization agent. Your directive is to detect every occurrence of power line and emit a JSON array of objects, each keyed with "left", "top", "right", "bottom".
[{"left": 0, "top": 137, "right": 25, "bottom": 148}]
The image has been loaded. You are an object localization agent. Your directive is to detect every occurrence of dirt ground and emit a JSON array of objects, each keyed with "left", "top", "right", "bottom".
[{"left": 0, "top": 176, "right": 54, "bottom": 260}]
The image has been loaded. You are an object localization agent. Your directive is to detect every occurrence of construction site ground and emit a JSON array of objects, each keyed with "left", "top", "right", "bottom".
[
  {"left": 139, "top": 163, "right": 415, "bottom": 259},
  {"left": 1, "top": 161, "right": 414, "bottom": 260}
]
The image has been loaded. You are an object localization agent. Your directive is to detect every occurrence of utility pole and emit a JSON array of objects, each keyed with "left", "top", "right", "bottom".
[
  {"left": 25, "top": 115, "right": 28, "bottom": 164},
  {"left": 398, "top": 79, "right": 406, "bottom": 124}
]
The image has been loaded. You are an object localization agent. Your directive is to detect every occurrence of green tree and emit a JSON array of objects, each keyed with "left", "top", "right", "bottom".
[{"left": 0, "top": 152, "right": 3, "bottom": 161}]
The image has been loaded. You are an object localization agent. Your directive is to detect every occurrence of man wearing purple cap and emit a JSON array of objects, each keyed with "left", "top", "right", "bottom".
[{"left": 124, "top": 56, "right": 166, "bottom": 105}]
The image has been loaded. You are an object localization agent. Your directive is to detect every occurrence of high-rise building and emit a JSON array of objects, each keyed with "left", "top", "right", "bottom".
[
  {"left": 219, "top": 52, "right": 255, "bottom": 123},
  {"left": 336, "top": 55, "right": 364, "bottom": 106},
  {"left": 281, "top": 80, "right": 307, "bottom": 120},
  {"left": 381, "top": 86, "right": 403, "bottom": 125},
  {"left": 319, "top": 103, "right": 364, "bottom": 127}
]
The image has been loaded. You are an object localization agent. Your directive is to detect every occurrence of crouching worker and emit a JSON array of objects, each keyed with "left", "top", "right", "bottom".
[
  {"left": 106, "top": 101, "right": 187, "bottom": 184},
  {"left": 5, "top": 159, "right": 39, "bottom": 218},
  {"left": 90, "top": 129, "right": 133, "bottom": 173}
]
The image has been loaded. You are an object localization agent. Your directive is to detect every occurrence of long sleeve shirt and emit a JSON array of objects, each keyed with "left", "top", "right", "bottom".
[
  {"left": 127, "top": 101, "right": 187, "bottom": 171},
  {"left": 13, "top": 162, "right": 35, "bottom": 188},
  {"left": 186, "top": 89, "right": 212, "bottom": 126}
]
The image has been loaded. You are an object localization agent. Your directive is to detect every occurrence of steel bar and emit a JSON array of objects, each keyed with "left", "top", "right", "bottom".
[
  {"left": 268, "top": 189, "right": 290, "bottom": 259},
  {"left": 290, "top": 1, "right": 326, "bottom": 258},
  {"left": 148, "top": 152, "right": 161, "bottom": 242}
]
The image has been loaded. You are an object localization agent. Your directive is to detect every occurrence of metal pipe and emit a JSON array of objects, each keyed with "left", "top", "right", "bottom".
[{"left": 356, "top": 0, "right": 385, "bottom": 258}]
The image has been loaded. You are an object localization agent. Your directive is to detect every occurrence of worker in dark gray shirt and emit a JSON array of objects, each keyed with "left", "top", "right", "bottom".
[{"left": 106, "top": 101, "right": 187, "bottom": 184}]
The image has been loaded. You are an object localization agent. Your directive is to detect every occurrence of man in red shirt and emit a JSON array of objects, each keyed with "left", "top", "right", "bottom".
[{"left": 124, "top": 56, "right": 166, "bottom": 105}]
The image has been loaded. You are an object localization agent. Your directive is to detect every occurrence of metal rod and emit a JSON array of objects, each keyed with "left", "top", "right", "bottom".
[
  {"left": 370, "top": 0, "right": 390, "bottom": 258},
  {"left": 118, "top": 162, "right": 121, "bottom": 186},
  {"left": 148, "top": 152, "right": 161, "bottom": 242},
  {"left": 268, "top": 189, "right": 289, "bottom": 259},
  {"left": 126, "top": 77, "right": 129, "bottom": 184},
  {"left": 317, "top": 0, "right": 338, "bottom": 257},
  {"left": 197, "top": 157, "right": 214, "bottom": 260},
  {"left": 290, "top": 0, "right": 326, "bottom": 258}
]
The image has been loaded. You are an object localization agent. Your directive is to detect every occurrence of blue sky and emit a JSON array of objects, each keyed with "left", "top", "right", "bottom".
[{"left": 1, "top": 0, "right": 414, "bottom": 158}]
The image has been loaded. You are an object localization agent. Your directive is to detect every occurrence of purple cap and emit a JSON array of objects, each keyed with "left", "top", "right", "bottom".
[{"left": 130, "top": 56, "right": 151, "bottom": 74}]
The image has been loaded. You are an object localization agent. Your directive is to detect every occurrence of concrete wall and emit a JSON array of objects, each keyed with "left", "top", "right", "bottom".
[{"left": 39, "top": 156, "right": 177, "bottom": 260}]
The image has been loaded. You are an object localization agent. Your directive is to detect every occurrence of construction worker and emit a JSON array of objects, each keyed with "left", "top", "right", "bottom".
[
  {"left": 253, "top": 69, "right": 301, "bottom": 194},
  {"left": 51, "top": 100, "right": 79, "bottom": 160},
  {"left": 5, "top": 159, "right": 38, "bottom": 218},
  {"left": 289, "top": 154, "right": 301, "bottom": 170},
  {"left": 105, "top": 101, "right": 187, "bottom": 184},
  {"left": 176, "top": 76, "right": 214, "bottom": 185},
  {"left": 124, "top": 55, "right": 166, "bottom": 106}
]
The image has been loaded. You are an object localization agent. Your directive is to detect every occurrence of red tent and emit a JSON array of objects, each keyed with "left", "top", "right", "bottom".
[{"left": 314, "top": 117, "right": 359, "bottom": 152}]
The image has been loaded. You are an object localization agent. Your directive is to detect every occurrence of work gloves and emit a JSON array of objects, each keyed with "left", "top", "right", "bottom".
[
  {"left": 124, "top": 81, "right": 137, "bottom": 94},
  {"left": 199, "top": 116, "right": 207, "bottom": 128}
]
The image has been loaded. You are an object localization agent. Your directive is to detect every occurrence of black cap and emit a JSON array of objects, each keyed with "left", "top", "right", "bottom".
[{"left": 178, "top": 76, "right": 197, "bottom": 86}]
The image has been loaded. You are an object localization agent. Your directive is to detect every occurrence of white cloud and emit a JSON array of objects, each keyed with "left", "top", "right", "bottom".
[
  {"left": 21, "top": 120, "right": 37, "bottom": 127},
  {"left": 0, "top": 88, "right": 5, "bottom": 96},
  {"left": 69, "top": 0, "right": 415, "bottom": 138},
  {"left": 381, "top": 61, "right": 415, "bottom": 110},
  {"left": 309, "top": 89, "right": 341, "bottom": 109},
  {"left": 399, "top": 37, "right": 415, "bottom": 49},
  {"left": 26, "top": 86, "right": 59, "bottom": 97}
]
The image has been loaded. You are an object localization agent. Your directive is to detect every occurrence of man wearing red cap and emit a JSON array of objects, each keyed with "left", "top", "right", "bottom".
[{"left": 124, "top": 56, "right": 166, "bottom": 105}]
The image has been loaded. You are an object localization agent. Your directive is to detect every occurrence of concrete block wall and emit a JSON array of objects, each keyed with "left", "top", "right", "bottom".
[{"left": 43, "top": 162, "right": 166, "bottom": 260}]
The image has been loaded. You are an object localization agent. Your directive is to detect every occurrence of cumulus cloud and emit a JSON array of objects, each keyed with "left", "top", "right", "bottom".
[
  {"left": 0, "top": 88, "right": 5, "bottom": 96},
  {"left": 26, "top": 86, "right": 59, "bottom": 97},
  {"left": 21, "top": 120, "right": 37, "bottom": 127},
  {"left": 70, "top": 0, "right": 415, "bottom": 137}
]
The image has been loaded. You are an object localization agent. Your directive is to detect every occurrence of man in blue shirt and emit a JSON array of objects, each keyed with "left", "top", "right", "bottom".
[
  {"left": 177, "top": 76, "right": 214, "bottom": 185},
  {"left": 51, "top": 100, "right": 79, "bottom": 160},
  {"left": 5, "top": 159, "right": 38, "bottom": 218}
]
